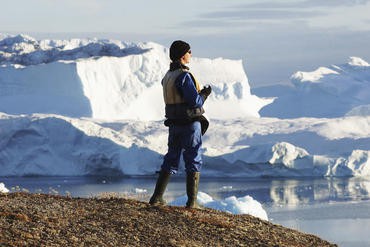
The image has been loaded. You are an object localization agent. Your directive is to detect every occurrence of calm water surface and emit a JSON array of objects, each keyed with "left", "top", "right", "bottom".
[{"left": 2, "top": 176, "right": 370, "bottom": 247}]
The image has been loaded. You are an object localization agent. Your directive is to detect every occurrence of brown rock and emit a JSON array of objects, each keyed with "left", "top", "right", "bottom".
[{"left": 0, "top": 192, "right": 337, "bottom": 247}]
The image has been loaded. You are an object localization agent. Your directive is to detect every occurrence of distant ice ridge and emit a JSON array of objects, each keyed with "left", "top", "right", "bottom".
[
  {"left": 2, "top": 112, "right": 370, "bottom": 177},
  {"left": 255, "top": 57, "right": 370, "bottom": 118},
  {"left": 0, "top": 34, "right": 271, "bottom": 120},
  {"left": 170, "top": 192, "right": 268, "bottom": 221},
  {"left": 0, "top": 34, "right": 142, "bottom": 66}
]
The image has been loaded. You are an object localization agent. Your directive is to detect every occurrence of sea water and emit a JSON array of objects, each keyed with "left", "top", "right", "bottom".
[{"left": 2, "top": 176, "right": 370, "bottom": 247}]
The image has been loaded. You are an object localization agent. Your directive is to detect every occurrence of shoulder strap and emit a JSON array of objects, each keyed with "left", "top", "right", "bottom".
[
  {"left": 176, "top": 71, "right": 201, "bottom": 93},
  {"left": 187, "top": 72, "right": 201, "bottom": 92}
]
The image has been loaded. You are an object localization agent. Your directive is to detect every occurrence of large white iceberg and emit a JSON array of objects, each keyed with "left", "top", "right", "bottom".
[{"left": 0, "top": 34, "right": 271, "bottom": 120}]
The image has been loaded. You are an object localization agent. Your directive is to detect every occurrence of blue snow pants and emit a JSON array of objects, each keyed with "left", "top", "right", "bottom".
[{"left": 161, "top": 121, "right": 202, "bottom": 174}]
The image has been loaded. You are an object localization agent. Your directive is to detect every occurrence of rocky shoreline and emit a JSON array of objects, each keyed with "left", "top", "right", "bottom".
[{"left": 0, "top": 192, "right": 337, "bottom": 246}]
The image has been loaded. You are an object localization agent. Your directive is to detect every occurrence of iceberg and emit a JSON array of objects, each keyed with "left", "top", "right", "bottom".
[
  {"left": 1, "top": 34, "right": 370, "bottom": 178},
  {"left": 1, "top": 113, "right": 370, "bottom": 177},
  {"left": 0, "top": 34, "right": 271, "bottom": 120},
  {"left": 256, "top": 57, "right": 370, "bottom": 118}
]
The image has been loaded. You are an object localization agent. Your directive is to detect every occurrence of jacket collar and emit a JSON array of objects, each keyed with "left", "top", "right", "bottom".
[{"left": 169, "top": 61, "right": 189, "bottom": 71}]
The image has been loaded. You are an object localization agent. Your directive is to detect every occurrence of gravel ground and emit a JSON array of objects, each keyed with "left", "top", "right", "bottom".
[{"left": 0, "top": 192, "right": 337, "bottom": 246}]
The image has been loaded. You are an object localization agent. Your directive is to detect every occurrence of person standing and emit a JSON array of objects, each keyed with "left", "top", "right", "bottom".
[{"left": 149, "top": 40, "right": 212, "bottom": 208}]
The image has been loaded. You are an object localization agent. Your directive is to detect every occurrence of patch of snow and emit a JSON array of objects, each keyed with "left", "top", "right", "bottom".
[
  {"left": 348, "top": 56, "right": 370, "bottom": 67},
  {"left": 291, "top": 67, "right": 339, "bottom": 84},
  {"left": 0, "top": 183, "right": 9, "bottom": 193},
  {"left": 170, "top": 191, "right": 268, "bottom": 221}
]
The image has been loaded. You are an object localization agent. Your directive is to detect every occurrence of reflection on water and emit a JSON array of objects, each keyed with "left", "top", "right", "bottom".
[
  {"left": 199, "top": 177, "right": 370, "bottom": 209},
  {"left": 1, "top": 176, "right": 370, "bottom": 207},
  {"left": 268, "top": 178, "right": 370, "bottom": 208}
]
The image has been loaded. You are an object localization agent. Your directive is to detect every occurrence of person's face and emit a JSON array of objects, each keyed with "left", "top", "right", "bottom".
[{"left": 180, "top": 50, "right": 192, "bottom": 64}]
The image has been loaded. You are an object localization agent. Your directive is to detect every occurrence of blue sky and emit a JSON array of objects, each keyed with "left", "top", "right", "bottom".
[{"left": 2, "top": 0, "right": 370, "bottom": 87}]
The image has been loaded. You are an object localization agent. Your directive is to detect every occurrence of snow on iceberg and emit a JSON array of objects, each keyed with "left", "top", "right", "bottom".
[
  {"left": 0, "top": 34, "right": 271, "bottom": 120},
  {"left": 0, "top": 182, "right": 9, "bottom": 193},
  {"left": 269, "top": 142, "right": 311, "bottom": 169},
  {"left": 327, "top": 150, "right": 370, "bottom": 178},
  {"left": 292, "top": 67, "right": 339, "bottom": 83},
  {"left": 0, "top": 34, "right": 137, "bottom": 66},
  {"left": 346, "top": 150, "right": 370, "bottom": 177},
  {"left": 257, "top": 57, "right": 370, "bottom": 118},
  {"left": 190, "top": 57, "right": 272, "bottom": 118},
  {"left": 169, "top": 191, "right": 268, "bottom": 221},
  {"left": 348, "top": 57, "right": 370, "bottom": 67},
  {"left": 0, "top": 113, "right": 164, "bottom": 176},
  {"left": 205, "top": 142, "right": 330, "bottom": 177},
  {"left": 2, "top": 113, "right": 370, "bottom": 177}
]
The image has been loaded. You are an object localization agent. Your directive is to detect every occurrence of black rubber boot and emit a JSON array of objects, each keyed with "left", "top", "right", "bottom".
[
  {"left": 186, "top": 172, "right": 202, "bottom": 209},
  {"left": 149, "top": 170, "right": 171, "bottom": 206}
]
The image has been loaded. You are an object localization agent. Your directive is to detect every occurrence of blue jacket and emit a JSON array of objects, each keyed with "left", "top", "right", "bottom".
[
  {"left": 163, "top": 70, "right": 205, "bottom": 123},
  {"left": 176, "top": 72, "right": 205, "bottom": 109}
]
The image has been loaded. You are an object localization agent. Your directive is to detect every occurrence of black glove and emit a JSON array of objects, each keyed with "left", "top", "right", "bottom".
[{"left": 200, "top": 85, "right": 212, "bottom": 100}]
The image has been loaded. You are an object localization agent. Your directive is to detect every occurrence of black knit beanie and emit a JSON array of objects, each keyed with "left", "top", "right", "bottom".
[{"left": 169, "top": 40, "right": 190, "bottom": 61}]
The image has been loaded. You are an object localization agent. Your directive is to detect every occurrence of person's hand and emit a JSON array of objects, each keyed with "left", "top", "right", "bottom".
[{"left": 200, "top": 85, "right": 212, "bottom": 100}]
